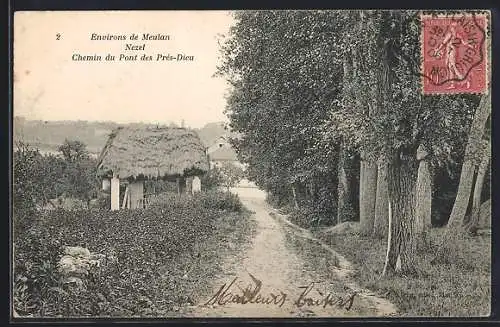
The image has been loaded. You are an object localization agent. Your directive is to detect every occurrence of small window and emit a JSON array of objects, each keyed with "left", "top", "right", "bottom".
[{"left": 219, "top": 143, "right": 223, "bottom": 148}]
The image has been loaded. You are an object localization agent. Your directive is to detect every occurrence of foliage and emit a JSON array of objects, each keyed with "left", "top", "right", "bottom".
[
  {"left": 58, "top": 139, "right": 89, "bottom": 163},
  {"left": 148, "top": 190, "right": 244, "bottom": 213},
  {"left": 200, "top": 166, "right": 225, "bottom": 191},
  {"left": 324, "top": 11, "right": 478, "bottom": 167},
  {"left": 13, "top": 191, "right": 250, "bottom": 317},
  {"left": 217, "top": 10, "right": 480, "bottom": 231},
  {"left": 60, "top": 157, "right": 99, "bottom": 203},
  {"left": 13, "top": 142, "right": 45, "bottom": 215},
  {"left": 13, "top": 141, "right": 99, "bottom": 213},
  {"left": 218, "top": 162, "right": 245, "bottom": 191},
  {"left": 217, "top": 11, "right": 345, "bottom": 218},
  {"left": 288, "top": 205, "right": 336, "bottom": 229}
]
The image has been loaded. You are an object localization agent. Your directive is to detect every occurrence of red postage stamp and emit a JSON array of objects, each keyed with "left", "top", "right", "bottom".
[{"left": 421, "top": 13, "right": 488, "bottom": 94}]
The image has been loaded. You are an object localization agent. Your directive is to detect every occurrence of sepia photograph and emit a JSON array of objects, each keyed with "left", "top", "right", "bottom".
[{"left": 11, "top": 9, "right": 491, "bottom": 319}]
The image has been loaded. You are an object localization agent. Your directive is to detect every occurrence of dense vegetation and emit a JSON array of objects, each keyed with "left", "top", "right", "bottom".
[
  {"left": 13, "top": 140, "right": 99, "bottom": 216},
  {"left": 214, "top": 10, "right": 491, "bottom": 316},
  {"left": 13, "top": 136, "right": 252, "bottom": 317},
  {"left": 217, "top": 10, "right": 491, "bottom": 275},
  {"left": 13, "top": 191, "right": 253, "bottom": 317}
]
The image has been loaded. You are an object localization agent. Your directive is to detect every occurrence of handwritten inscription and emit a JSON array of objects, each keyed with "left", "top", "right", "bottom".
[{"left": 204, "top": 273, "right": 357, "bottom": 310}]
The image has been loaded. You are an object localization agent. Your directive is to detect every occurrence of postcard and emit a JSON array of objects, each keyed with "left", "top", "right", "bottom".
[{"left": 12, "top": 9, "right": 492, "bottom": 319}]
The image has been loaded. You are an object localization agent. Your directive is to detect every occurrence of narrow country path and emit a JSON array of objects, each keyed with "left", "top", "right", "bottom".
[{"left": 189, "top": 188, "right": 397, "bottom": 318}]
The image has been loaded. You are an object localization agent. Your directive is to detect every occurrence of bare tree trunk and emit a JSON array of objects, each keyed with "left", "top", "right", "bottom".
[
  {"left": 414, "top": 145, "right": 432, "bottom": 248},
  {"left": 381, "top": 198, "right": 392, "bottom": 277},
  {"left": 337, "top": 144, "right": 355, "bottom": 224},
  {"left": 291, "top": 184, "right": 299, "bottom": 209},
  {"left": 309, "top": 178, "right": 316, "bottom": 201},
  {"left": 467, "top": 142, "right": 490, "bottom": 234},
  {"left": 373, "top": 159, "right": 389, "bottom": 239},
  {"left": 359, "top": 153, "right": 378, "bottom": 236},
  {"left": 447, "top": 94, "right": 491, "bottom": 230},
  {"left": 383, "top": 153, "right": 418, "bottom": 275}
]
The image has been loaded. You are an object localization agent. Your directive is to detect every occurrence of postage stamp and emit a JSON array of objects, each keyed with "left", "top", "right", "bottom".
[{"left": 421, "top": 13, "right": 489, "bottom": 94}]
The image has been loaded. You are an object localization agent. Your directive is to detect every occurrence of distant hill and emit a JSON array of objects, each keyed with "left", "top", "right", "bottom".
[{"left": 13, "top": 117, "right": 235, "bottom": 156}]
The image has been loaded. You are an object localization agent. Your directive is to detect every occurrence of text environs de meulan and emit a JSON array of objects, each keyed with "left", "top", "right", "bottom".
[
  {"left": 72, "top": 33, "right": 194, "bottom": 62},
  {"left": 90, "top": 33, "right": 171, "bottom": 41}
]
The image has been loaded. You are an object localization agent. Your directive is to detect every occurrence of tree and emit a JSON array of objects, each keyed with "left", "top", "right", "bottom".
[
  {"left": 57, "top": 140, "right": 98, "bottom": 204},
  {"left": 58, "top": 139, "right": 89, "bottom": 163},
  {"left": 13, "top": 142, "right": 45, "bottom": 213},
  {"left": 373, "top": 159, "right": 389, "bottom": 238},
  {"left": 219, "top": 162, "right": 245, "bottom": 192},
  {"left": 414, "top": 145, "right": 432, "bottom": 244},
  {"left": 217, "top": 11, "right": 345, "bottom": 220},
  {"left": 217, "top": 10, "right": 482, "bottom": 276},
  {"left": 201, "top": 166, "right": 225, "bottom": 191},
  {"left": 446, "top": 94, "right": 491, "bottom": 230},
  {"left": 39, "top": 154, "right": 66, "bottom": 201},
  {"left": 327, "top": 10, "right": 479, "bottom": 275},
  {"left": 466, "top": 140, "right": 490, "bottom": 234}
]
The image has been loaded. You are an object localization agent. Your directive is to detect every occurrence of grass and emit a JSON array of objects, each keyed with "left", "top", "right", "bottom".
[
  {"left": 280, "top": 221, "right": 380, "bottom": 316},
  {"left": 175, "top": 210, "right": 257, "bottom": 316},
  {"left": 315, "top": 227, "right": 491, "bottom": 317}
]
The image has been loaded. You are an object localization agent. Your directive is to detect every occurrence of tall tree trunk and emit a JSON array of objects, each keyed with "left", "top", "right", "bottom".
[
  {"left": 309, "top": 177, "right": 316, "bottom": 202},
  {"left": 337, "top": 143, "right": 355, "bottom": 224},
  {"left": 291, "top": 184, "right": 299, "bottom": 209},
  {"left": 359, "top": 152, "right": 378, "bottom": 235},
  {"left": 447, "top": 94, "right": 491, "bottom": 230},
  {"left": 337, "top": 43, "right": 358, "bottom": 225},
  {"left": 373, "top": 159, "right": 389, "bottom": 238},
  {"left": 466, "top": 141, "right": 490, "bottom": 234},
  {"left": 383, "top": 152, "right": 418, "bottom": 275},
  {"left": 414, "top": 145, "right": 432, "bottom": 247}
]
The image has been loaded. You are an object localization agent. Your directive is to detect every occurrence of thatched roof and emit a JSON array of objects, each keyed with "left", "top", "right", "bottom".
[{"left": 97, "top": 126, "right": 209, "bottom": 180}]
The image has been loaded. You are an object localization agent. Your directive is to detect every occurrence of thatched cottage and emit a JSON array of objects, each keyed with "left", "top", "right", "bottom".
[{"left": 97, "top": 126, "right": 209, "bottom": 210}]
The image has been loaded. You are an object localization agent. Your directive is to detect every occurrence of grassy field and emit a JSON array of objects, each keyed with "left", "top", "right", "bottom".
[
  {"left": 315, "top": 227, "right": 491, "bottom": 317},
  {"left": 13, "top": 191, "right": 257, "bottom": 318}
]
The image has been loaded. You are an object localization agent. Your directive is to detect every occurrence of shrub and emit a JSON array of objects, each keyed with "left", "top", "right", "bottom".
[
  {"left": 196, "top": 191, "right": 243, "bottom": 212},
  {"left": 288, "top": 205, "right": 335, "bottom": 229},
  {"left": 148, "top": 190, "right": 243, "bottom": 213},
  {"left": 200, "top": 167, "right": 224, "bottom": 191}
]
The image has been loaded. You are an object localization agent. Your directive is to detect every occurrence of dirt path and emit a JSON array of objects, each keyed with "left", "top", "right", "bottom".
[{"left": 190, "top": 190, "right": 397, "bottom": 318}]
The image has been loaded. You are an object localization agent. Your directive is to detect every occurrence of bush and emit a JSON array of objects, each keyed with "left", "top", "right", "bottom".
[
  {"left": 148, "top": 190, "right": 243, "bottom": 213},
  {"left": 196, "top": 191, "right": 243, "bottom": 212},
  {"left": 200, "top": 167, "right": 224, "bottom": 191},
  {"left": 12, "top": 195, "right": 241, "bottom": 317},
  {"left": 288, "top": 204, "right": 335, "bottom": 229}
]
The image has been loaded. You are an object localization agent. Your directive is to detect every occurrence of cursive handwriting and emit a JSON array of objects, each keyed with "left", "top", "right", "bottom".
[
  {"left": 204, "top": 273, "right": 287, "bottom": 307},
  {"left": 294, "top": 282, "right": 357, "bottom": 310},
  {"left": 204, "top": 273, "right": 356, "bottom": 311}
]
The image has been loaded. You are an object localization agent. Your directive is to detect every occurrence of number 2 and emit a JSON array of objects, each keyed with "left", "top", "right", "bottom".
[{"left": 56, "top": 33, "right": 61, "bottom": 40}]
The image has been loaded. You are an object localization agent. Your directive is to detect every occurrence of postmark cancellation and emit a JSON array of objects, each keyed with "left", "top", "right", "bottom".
[{"left": 421, "top": 12, "right": 489, "bottom": 95}]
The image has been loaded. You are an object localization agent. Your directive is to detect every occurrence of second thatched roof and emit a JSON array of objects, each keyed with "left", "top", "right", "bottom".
[{"left": 97, "top": 126, "right": 209, "bottom": 180}]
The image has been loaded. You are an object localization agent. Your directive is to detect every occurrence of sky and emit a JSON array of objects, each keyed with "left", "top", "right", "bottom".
[{"left": 13, "top": 11, "right": 235, "bottom": 128}]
